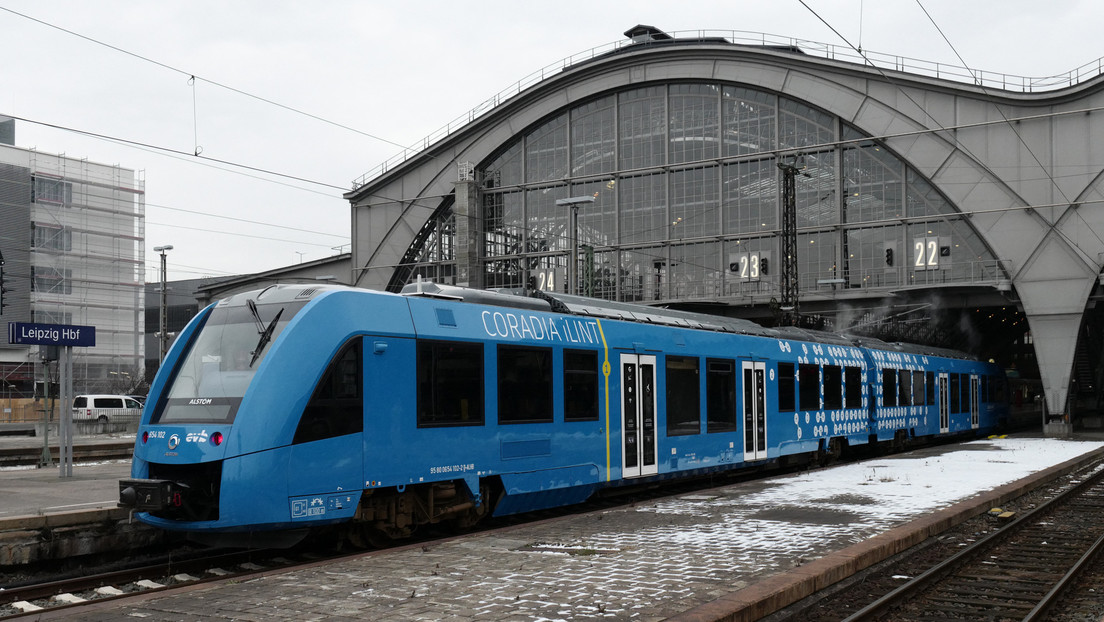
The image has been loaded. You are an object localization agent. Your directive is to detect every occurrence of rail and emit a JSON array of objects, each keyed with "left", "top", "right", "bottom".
[
  {"left": 352, "top": 30, "right": 1104, "bottom": 190},
  {"left": 842, "top": 464, "right": 1104, "bottom": 621}
]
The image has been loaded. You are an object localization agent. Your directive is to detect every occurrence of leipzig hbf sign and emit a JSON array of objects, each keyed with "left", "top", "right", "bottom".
[{"left": 7, "top": 322, "right": 96, "bottom": 347}]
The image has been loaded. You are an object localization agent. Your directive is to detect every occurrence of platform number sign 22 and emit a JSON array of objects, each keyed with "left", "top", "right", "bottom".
[{"left": 913, "top": 236, "right": 946, "bottom": 271}]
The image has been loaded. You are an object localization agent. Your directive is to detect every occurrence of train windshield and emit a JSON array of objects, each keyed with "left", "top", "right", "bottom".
[{"left": 153, "top": 299, "right": 306, "bottom": 424}]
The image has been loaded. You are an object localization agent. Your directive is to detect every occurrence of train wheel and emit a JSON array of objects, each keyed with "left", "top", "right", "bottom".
[
  {"left": 451, "top": 481, "right": 498, "bottom": 531},
  {"left": 347, "top": 524, "right": 403, "bottom": 549},
  {"left": 819, "top": 437, "right": 844, "bottom": 466}
]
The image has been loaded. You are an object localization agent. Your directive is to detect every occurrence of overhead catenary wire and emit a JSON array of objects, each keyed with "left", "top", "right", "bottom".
[
  {"left": 797, "top": 0, "right": 1103, "bottom": 268},
  {"left": 0, "top": 5, "right": 410, "bottom": 153},
  {"left": 4, "top": 113, "right": 349, "bottom": 192}
]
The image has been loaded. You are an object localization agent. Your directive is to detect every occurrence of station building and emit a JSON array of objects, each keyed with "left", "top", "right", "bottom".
[
  {"left": 0, "top": 121, "right": 146, "bottom": 410},
  {"left": 345, "top": 26, "right": 1104, "bottom": 428}
]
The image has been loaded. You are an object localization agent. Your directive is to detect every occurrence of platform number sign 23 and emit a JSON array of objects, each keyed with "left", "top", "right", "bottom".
[
  {"left": 729, "top": 252, "right": 770, "bottom": 282},
  {"left": 913, "top": 236, "right": 948, "bottom": 271}
]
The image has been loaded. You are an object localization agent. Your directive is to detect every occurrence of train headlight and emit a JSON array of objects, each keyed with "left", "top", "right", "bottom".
[{"left": 211, "top": 431, "right": 224, "bottom": 446}]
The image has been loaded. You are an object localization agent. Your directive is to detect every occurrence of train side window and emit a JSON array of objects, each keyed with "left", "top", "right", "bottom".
[
  {"left": 992, "top": 375, "right": 1006, "bottom": 402},
  {"left": 913, "top": 371, "right": 925, "bottom": 406},
  {"left": 798, "top": 363, "right": 820, "bottom": 411},
  {"left": 498, "top": 346, "right": 553, "bottom": 424},
  {"left": 898, "top": 370, "right": 911, "bottom": 406},
  {"left": 844, "top": 366, "right": 862, "bottom": 408},
  {"left": 950, "top": 373, "right": 961, "bottom": 414},
  {"left": 926, "top": 371, "right": 935, "bottom": 405},
  {"left": 666, "top": 356, "right": 701, "bottom": 436},
  {"left": 823, "top": 365, "right": 843, "bottom": 410},
  {"left": 417, "top": 340, "right": 484, "bottom": 427},
  {"left": 564, "top": 349, "right": 599, "bottom": 422},
  {"left": 882, "top": 369, "right": 898, "bottom": 407},
  {"left": 706, "top": 358, "right": 737, "bottom": 433},
  {"left": 778, "top": 362, "right": 796, "bottom": 412},
  {"left": 294, "top": 338, "right": 363, "bottom": 444}
]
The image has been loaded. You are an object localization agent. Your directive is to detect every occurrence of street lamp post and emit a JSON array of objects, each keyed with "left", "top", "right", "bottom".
[
  {"left": 153, "top": 245, "right": 173, "bottom": 363},
  {"left": 555, "top": 196, "right": 596, "bottom": 295}
]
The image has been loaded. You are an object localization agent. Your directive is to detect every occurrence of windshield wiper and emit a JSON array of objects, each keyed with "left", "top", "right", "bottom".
[{"left": 247, "top": 298, "right": 284, "bottom": 368}]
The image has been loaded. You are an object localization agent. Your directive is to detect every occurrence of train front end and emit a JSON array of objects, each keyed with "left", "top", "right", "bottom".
[{"left": 118, "top": 284, "right": 364, "bottom": 546}]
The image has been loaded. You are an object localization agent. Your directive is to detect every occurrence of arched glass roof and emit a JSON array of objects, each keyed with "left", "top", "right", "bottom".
[{"left": 395, "top": 81, "right": 1003, "bottom": 305}]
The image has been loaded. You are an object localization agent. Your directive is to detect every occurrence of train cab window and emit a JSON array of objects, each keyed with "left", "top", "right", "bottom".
[
  {"left": 799, "top": 363, "right": 820, "bottom": 411},
  {"left": 882, "top": 369, "right": 898, "bottom": 407},
  {"left": 913, "top": 371, "right": 926, "bottom": 406},
  {"left": 823, "top": 365, "right": 843, "bottom": 410},
  {"left": 498, "top": 345, "right": 553, "bottom": 424},
  {"left": 898, "top": 370, "right": 912, "bottom": 406},
  {"left": 294, "top": 338, "right": 364, "bottom": 444},
  {"left": 417, "top": 340, "right": 484, "bottom": 427},
  {"left": 666, "top": 356, "right": 701, "bottom": 436},
  {"left": 926, "top": 371, "right": 935, "bottom": 405},
  {"left": 706, "top": 358, "right": 737, "bottom": 433},
  {"left": 778, "top": 362, "right": 796, "bottom": 412},
  {"left": 564, "top": 349, "right": 599, "bottom": 421},
  {"left": 844, "top": 366, "right": 862, "bottom": 408},
  {"left": 950, "top": 373, "right": 961, "bottom": 414}
]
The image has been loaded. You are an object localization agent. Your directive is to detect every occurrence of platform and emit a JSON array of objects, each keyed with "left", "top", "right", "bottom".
[
  {"left": 0, "top": 433, "right": 133, "bottom": 523},
  {"left": 24, "top": 434, "right": 1104, "bottom": 621}
]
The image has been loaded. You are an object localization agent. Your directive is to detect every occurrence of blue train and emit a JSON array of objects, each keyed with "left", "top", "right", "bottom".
[{"left": 119, "top": 282, "right": 1007, "bottom": 546}]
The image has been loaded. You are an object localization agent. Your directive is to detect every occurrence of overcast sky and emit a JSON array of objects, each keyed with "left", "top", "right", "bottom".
[{"left": 2, "top": 0, "right": 1100, "bottom": 283}]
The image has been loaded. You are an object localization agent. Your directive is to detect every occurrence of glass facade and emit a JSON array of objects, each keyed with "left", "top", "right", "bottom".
[{"left": 402, "top": 81, "right": 1003, "bottom": 303}]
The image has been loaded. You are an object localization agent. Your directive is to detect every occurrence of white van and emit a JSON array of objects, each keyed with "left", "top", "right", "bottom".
[{"left": 72, "top": 394, "right": 143, "bottom": 423}]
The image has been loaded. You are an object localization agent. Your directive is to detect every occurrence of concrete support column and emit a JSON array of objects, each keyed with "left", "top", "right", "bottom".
[
  {"left": 453, "top": 176, "right": 482, "bottom": 289},
  {"left": 1027, "top": 312, "right": 1081, "bottom": 436}
]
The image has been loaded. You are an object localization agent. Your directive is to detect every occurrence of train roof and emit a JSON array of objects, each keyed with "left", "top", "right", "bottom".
[{"left": 398, "top": 281, "right": 978, "bottom": 361}]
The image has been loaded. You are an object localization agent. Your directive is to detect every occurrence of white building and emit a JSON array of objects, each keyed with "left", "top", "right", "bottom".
[{"left": 0, "top": 132, "right": 145, "bottom": 401}]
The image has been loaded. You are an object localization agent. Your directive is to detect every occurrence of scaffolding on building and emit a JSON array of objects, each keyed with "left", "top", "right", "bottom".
[{"left": 24, "top": 149, "right": 146, "bottom": 397}]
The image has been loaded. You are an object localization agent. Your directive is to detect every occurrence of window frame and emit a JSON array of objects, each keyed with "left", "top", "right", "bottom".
[
  {"left": 798, "top": 363, "right": 821, "bottom": 411},
  {"left": 882, "top": 368, "right": 898, "bottom": 407},
  {"left": 564, "top": 348, "right": 600, "bottom": 422},
  {"left": 823, "top": 365, "right": 843, "bottom": 410},
  {"left": 294, "top": 337, "right": 364, "bottom": 444},
  {"left": 706, "top": 358, "right": 738, "bottom": 433},
  {"left": 497, "top": 344, "right": 554, "bottom": 425},
  {"left": 665, "top": 355, "right": 701, "bottom": 436},
  {"left": 416, "top": 339, "right": 485, "bottom": 428},
  {"left": 778, "top": 362, "right": 796, "bottom": 412},
  {"left": 844, "top": 366, "right": 862, "bottom": 408}
]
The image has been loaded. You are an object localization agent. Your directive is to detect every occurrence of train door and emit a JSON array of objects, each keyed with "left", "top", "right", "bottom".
[
  {"left": 970, "top": 374, "right": 980, "bottom": 429},
  {"left": 938, "top": 372, "right": 950, "bottom": 433},
  {"left": 742, "top": 360, "right": 767, "bottom": 461},
  {"left": 621, "top": 353, "right": 657, "bottom": 478}
]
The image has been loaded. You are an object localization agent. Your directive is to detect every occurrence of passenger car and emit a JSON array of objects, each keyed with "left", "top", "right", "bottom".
[{"left": 73, "top": 394, "right": 144, "bottom": 423}]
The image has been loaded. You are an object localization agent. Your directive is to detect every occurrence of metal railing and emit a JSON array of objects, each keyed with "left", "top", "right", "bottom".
[{"left": 352, "top": 30, "right": 1104, "bottom": 190}]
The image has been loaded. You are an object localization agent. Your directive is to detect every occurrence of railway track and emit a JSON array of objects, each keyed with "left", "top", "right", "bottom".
[
  {"left": 0, "top": 548, "right": 312, "bottom": 619},
  {"left": 0, "top": 443, "right": 132, "bottom": 467},
  {"left": 842, "top": 463, "right": 1104, "bottom": 621}
]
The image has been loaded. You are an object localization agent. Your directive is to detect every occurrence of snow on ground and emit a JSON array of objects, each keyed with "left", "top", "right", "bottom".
[
  {"left": 263, "top": 438, "right": 1104, "bottom": 621},
  {"left": 457, "top": 437, "right": 1104, "bottom": 619},
  {"left": 746, "top": 437, "right": 1104, "bottom": 519}
]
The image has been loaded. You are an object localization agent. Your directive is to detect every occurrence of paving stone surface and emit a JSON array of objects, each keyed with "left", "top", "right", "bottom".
[{"left": 40, "top": 436, "right": 1104, "bottom": 621}]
